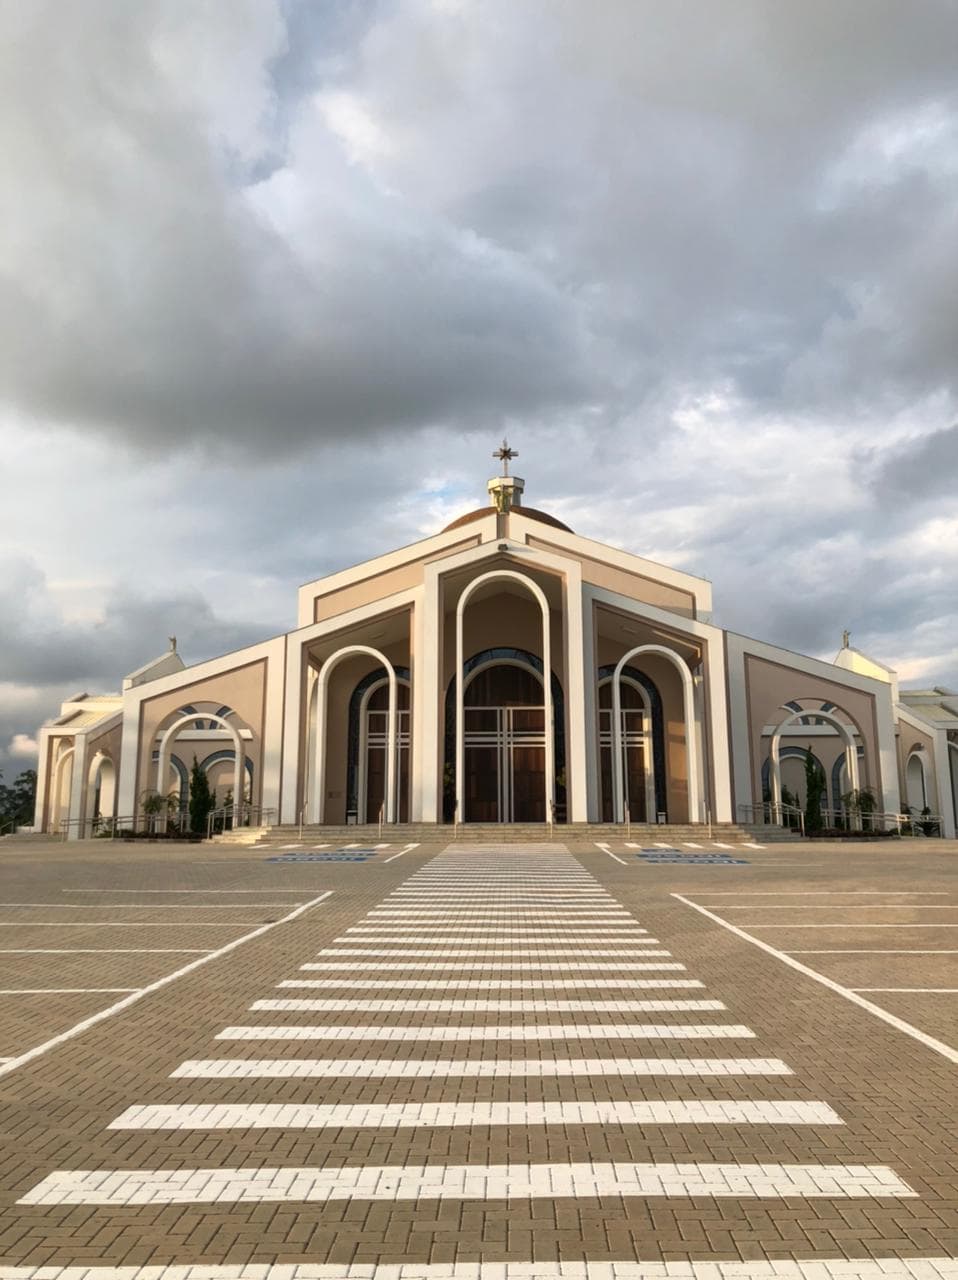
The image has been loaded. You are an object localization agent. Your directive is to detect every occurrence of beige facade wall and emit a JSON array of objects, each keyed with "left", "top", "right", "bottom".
[
  {"left": 896, "top": 718, "right": 939, "bottom": 813},
  {"left": 314, "top": 562, "right": 423, "bottom": 624},
  {"left": 527, "top": 537, "right": 696, "bottom": 618},
  {"left": 744, "top": 654, "right": 882, "bottom": 807},
  {"left": 311, "top": 535, "right": 481, "bottom": 624},
  {"left": 134, "top": 660, "right": 269, "bottom": 807}
]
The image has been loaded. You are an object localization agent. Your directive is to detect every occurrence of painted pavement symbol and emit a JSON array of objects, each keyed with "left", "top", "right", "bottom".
[{"left": 635, "top": 848, "right": 749, "bottom": 865}]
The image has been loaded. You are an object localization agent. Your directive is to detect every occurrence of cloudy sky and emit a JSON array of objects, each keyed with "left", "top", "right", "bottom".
[{"left": 2, "top": 0, "right": 957, "bottom": 779}]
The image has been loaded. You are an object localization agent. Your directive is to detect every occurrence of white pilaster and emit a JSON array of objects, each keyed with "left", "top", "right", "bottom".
[
  {"left": 414, "top": 583, "right": 440, "bottom": 822},
  {"left": 280, "top": 634, "right": 307, "bottom": 824},
  {"left": 67, "top": 733, "right": 88, "bottom": 840},
  {"left": 704, "top": 639, "right": 734, "bottom": 823},
  {"left": 563, "top": 569, "right": 588, "bottom": 822},
  {"left": 581, "top": 589, "right": 600, "bottom": 822}
]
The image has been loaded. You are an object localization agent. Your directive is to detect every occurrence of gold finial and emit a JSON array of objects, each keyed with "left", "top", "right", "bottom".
[
  {"left": 842, "top": 629, "right": 850, "bottom": 649},
  {"left": 493, "top": 439, "right": 518, "bottom": 477}
]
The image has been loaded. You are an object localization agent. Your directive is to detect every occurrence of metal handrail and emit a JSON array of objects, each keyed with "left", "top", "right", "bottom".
[
  {"left": 207, "top": 805, "right": 277, "bottom": 839},
  {"left": 378, "top": 802, "right": 385, "bottom": 840}
]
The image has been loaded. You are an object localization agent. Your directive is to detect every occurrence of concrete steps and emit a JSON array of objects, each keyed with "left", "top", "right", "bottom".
[{"left": 234, "top": 820, "right": 776, "bottom": 847}]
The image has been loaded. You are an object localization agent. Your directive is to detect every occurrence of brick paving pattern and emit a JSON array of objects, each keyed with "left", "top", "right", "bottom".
[{"left": 0, "top": 836, "right": 956, "bottom": 1277}]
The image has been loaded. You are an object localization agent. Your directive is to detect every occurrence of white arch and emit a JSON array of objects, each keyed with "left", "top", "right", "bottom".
[
  {"left": 52, "top": 744, "right": 75, "bottom": 832},
  {"left": 769, "top": 706, "right": 860, "bottom": 823},
  {"left": 357, "top": 675, "right": 410, "bottom": 823},
  {"left": 156, "top": 713, "right": 244, "bottom": 827},
  {"left": 86, "top": 752, "right": 116, "bottom": 828},
  {"left": 611, "top": 645, "right": 701, "bottom": 823},
  {"left": 905, "top": 747, "right": 929, "bottom": 812},
  {"left": 456, "top": 571, "right": 554, "bottom": 824},
  {"left": 599, "top": 674, "right": 656, "bottom": 822},
  {"left": 313, "top": 646, "right": 397, "bottom": 824}
]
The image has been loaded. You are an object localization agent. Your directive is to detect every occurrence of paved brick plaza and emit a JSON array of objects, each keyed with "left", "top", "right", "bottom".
[{"left": 0, "top": 835, "right": 957, "bottom": 1278}]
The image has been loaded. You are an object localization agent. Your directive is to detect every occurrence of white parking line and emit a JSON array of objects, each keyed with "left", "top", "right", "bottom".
[
  {"left": 174, "top": 1054, "right": 780, "bottom": 1078},
  {"left": 0, "top": 922, "right": 259, "bottom": 928},
  {"left": 683, "top": 843, "right": 704, "bottom": 849},
  {"left": 18, "top": 1160, "right": 915, "bottom": 1205},
  {"left": 0, "top": 892, "right": 333, "bottom": 1082},
  {"left": 384, "top": 844, "right": 420, "bottom": 862},
  {"left": 0, "top": 903, "right": 306, "bottom": 910},
  {"left": 852, "top": 987, "right": 958, "bottom": 993},
  {"left": 741, "top": 924, "right": 958, "bottom": 929},
  {"left": 674, "top": 893, "right": 958, "bottom": 1067},
  {"left": 721, "top": 905, "right": 958, "bottom": 911},
  {"left": 789, "top": 949, "right": 958, "bottom": 954},
  {"left": 0, "top": 948, "right": 214, "bottom": 954},
  {"left": 64, "top": 889, "right": 332, "bottom": 894},
  {"left": 594, "top": 843, "right": 627, "bottom": 863},
  {"left": 0, "top": 988, "right": 140, "bottom": 995},
  {"left": 110, "top": 1098, "right": 836, "bottom": 1130},
  {"left": 694, "top": 891, "right": 954, "bottom": 896}
]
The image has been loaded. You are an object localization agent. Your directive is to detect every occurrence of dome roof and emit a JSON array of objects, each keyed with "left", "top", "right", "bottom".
[{"left": 442, "top": 505, "right": 573, "bottom": 534}]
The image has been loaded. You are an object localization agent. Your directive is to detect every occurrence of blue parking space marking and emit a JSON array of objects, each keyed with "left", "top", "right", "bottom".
[
  {"left": 267, "top": 848, "right": 380, "bottom": 863},
  {"left": 634, "top": 847, "right": 749, "bottom": 866}
]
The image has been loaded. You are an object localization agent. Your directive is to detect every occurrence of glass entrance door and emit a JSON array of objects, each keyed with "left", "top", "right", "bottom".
[{"left": 464, "top": 705, "right": 546, "bottom": 822}]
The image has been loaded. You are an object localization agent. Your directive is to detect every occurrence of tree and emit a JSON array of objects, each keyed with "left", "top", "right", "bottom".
[
  {"left": 0, "top": 769, "right": 37, "bottom": 829},
  {"left": 803, "top": 747, "right": 825, "bottom": 834},
  {"left": 188, "top": 756, "right": 216, "bottom": 834}
]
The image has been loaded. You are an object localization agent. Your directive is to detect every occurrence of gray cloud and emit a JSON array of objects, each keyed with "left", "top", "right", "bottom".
[
  {"left": 1, "top": 0, "right": 957, "bottom": 775},
  {"left": 868, "top": 422, "right": 958, "bottom": 499}
]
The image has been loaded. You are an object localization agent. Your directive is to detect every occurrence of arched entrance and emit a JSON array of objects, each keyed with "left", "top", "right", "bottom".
[
  {"left": 51, "top": 744, "right": 75, "bottom": 832},
  {"left": 444, "top": 649, "right": 565, "bottom": 823},
  {"left": 906, "top": 748, "right": 929, "bottom": 811},
  {"left": 87, "top": 753, "right": 116, "bottom": 828},
  {"left": 598, "top": 670, "right": 665, "bottom": 822},
  {"left": 769, "top": 705, "right": 861, "bottom": 818},
  {"left": 454, "top": 571, "right": 555, "bottom": 825},
  {"left": 348, "top": 675, "right": 411, "bottom": 823},
  {"left": 464, "top": 662, "right": 546, "bottom": 823}
]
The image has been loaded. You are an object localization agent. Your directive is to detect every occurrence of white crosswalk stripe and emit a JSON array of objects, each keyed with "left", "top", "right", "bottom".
[{"left": 19, "top": 1161, "right": 915, "bottom": 1205}]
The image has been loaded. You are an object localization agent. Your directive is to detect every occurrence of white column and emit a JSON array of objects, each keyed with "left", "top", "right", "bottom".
[
  {"left": 280, "top": 634, "right": 307, "bottom": 825},
  {"left": 33, "top": 726, "right": 51, "bottom": 832},
  {"left": 580, "top": 589, "right": 600, "bottom": 822},
  {"left": 411, "top": 586, "right": 435, "bottom": 822},
  {"left": 67, "top": 733, "right": 88, "bottom": 841},
  {"left": 563, "top": 572, "right": 588, "bottom": 823},
  {"left": 704, "top": 642, "right": 733, "bottom": 823}
]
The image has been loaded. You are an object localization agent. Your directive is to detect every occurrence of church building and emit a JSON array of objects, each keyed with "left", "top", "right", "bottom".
[{"left": 34, "top": 448, "right": 958, "bottom": 839}]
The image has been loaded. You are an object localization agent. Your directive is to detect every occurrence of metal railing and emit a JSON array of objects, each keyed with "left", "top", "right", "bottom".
[
  {"left": 207, "top": 805, "right": 277, "bottom": 838},
  {"left": 739, "top": 801, "right": 946, "bottom": 837},
  {"left": 738, "top": 801, "right": 805, "bottom": 834}
]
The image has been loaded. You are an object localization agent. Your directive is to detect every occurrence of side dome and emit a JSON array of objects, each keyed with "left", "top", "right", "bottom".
[{"left": 442, "top": 506, "right": 573, "bottom": 534}]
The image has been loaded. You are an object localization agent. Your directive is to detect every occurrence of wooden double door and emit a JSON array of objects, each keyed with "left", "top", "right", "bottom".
[{"left": 463, "top": 665, "right": 546, "bottom": 823}]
